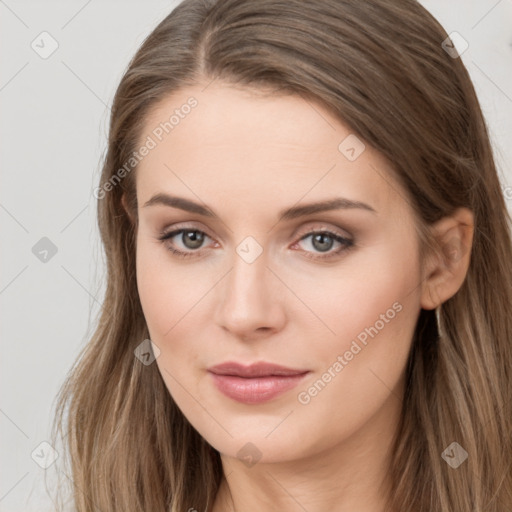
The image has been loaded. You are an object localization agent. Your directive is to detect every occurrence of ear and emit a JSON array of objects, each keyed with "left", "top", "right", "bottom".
[
  {"left": 121, "top": 193, "right": 136, "bottom": 226},
  {"left": 420, "top": 207, "right": 474, "bottom": 310}
]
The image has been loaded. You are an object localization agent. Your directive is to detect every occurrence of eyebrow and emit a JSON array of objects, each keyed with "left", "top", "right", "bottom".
[{"left": 142, "top": 193, "right": 377, "bottom": 220}]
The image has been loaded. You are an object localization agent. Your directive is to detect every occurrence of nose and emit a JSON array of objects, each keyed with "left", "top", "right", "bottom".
[{"left": 213, "top": 247, "right": 287, "bottom": 341}]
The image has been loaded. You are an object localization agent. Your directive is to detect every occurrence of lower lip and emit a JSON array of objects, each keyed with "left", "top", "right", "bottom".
[{"left": 208, "top": 372, "right": 309, "bottom": 404}]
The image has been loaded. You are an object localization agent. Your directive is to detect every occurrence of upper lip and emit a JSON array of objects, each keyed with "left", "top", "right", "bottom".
[{"left": 208, "top": 361, "right": 309, "bottom": 378}]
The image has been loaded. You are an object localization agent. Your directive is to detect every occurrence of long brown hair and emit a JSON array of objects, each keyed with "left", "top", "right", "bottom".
[{"left": 50, "top": 1, "right": 512, "bottom": 510}]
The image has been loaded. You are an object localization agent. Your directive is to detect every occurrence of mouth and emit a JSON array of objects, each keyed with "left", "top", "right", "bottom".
[{"left": 207, "top": 361, "right": 310, "bottom": 404}]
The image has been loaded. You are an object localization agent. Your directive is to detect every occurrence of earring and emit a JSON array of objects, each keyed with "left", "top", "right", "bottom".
[{"left": 435, "top": 305, "right": 443, "bottom": 338}]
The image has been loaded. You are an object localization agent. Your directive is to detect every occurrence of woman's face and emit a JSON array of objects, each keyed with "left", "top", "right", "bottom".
[{"left": 134, "top": 81, "right": 425, "bottom": 465}]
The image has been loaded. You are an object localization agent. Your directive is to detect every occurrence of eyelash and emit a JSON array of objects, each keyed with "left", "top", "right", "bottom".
[{"left": 157, "top": 226, "right": 354, "bottom": 261}]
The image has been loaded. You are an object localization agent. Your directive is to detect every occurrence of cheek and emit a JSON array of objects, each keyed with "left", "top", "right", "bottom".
[
  {"left": 282, "top": 264, "right": 420, "bottom": 457},
  {"left": 135, "top": 239, "right": 204, "bottom": 402},
  {"left": 286, "top": 236, "right": 422, "bottom": 356},
  {"left": 292, "top": 237, "right": 421, "bottom": 419},
  {"left": 135, "top": 234, "right": 206, "bottom": 339},
  {"left": 290, "top": 246, "right": 421, "bottom": 422},
  {"left": 135, "top": 234, "right": 218, "bottom": 402},
  {"left": 136, "top": 240, "right": 171, "bottom": 334},
  {"left": 137, "top": 224, "right": 422, "bottom": 367}
]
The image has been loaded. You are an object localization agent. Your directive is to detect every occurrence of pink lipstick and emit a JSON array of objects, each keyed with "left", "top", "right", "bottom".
[{"left": 207, "top": 361, "right": 309, "bottom": 404}]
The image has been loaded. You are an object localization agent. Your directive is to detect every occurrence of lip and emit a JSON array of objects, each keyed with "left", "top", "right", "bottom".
[
  {"left": 207, "top": 361, "right": 310, "bottom": 404},
  {"left": 208, "top": 361, "right": 308, "bottom": 378}
]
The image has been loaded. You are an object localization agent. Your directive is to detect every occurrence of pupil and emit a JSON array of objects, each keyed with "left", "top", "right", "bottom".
[
  {"left": 312, "top": 233, "right": 333, "bottom": 252},
  {"left": 183, "top": 231, "right": 204, "bottom": 249}
]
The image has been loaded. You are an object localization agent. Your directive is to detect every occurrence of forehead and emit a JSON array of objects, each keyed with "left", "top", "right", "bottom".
[{"left": 135, "top": 82, "right": 405, "bottom": 219}]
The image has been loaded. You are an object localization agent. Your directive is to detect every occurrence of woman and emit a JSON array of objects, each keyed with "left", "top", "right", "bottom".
[{"left": 51, "top": 0, "right": 512, "bottom": 511}]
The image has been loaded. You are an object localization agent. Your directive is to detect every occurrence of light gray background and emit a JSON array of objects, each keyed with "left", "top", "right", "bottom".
[{"left": 1, "top": 1, "right": 511, "bottom": 510}]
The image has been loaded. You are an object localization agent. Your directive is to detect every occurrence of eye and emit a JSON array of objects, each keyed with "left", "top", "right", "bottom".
[
  {"left": 292, "top": 230, "right": 354, "bottom": 261},
  {"left": 157, "top": 226, "right": 354, "bottom": 261},
  {"left": 158, "top": 228, "right": 213, "bottom": 259}
]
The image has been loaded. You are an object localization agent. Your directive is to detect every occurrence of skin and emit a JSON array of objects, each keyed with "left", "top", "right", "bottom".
[{"left": 125, "top": 80, "right": 474, "bottom": 512}]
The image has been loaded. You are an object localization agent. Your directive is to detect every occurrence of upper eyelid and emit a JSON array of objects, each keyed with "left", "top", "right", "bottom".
[
  {"left": 160, "top": 223, "right": 215, "bottom": 242},
  {"left": 294, "top": 223, "right": 352, "bottom": 240},
  {"left": 160, "top": 221, "right": 352, "bottom": 240},
  {"left": 160, "top": 225, "right": 352, "bottom": 251}
]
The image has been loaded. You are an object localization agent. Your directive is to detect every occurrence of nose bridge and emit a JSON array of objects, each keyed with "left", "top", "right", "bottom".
[
  {"left": 214, "top": 238, "right": 285, "bottom": 336},
  {"left": 225, "top": 241, "right": 270, "bottom": 311}
]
